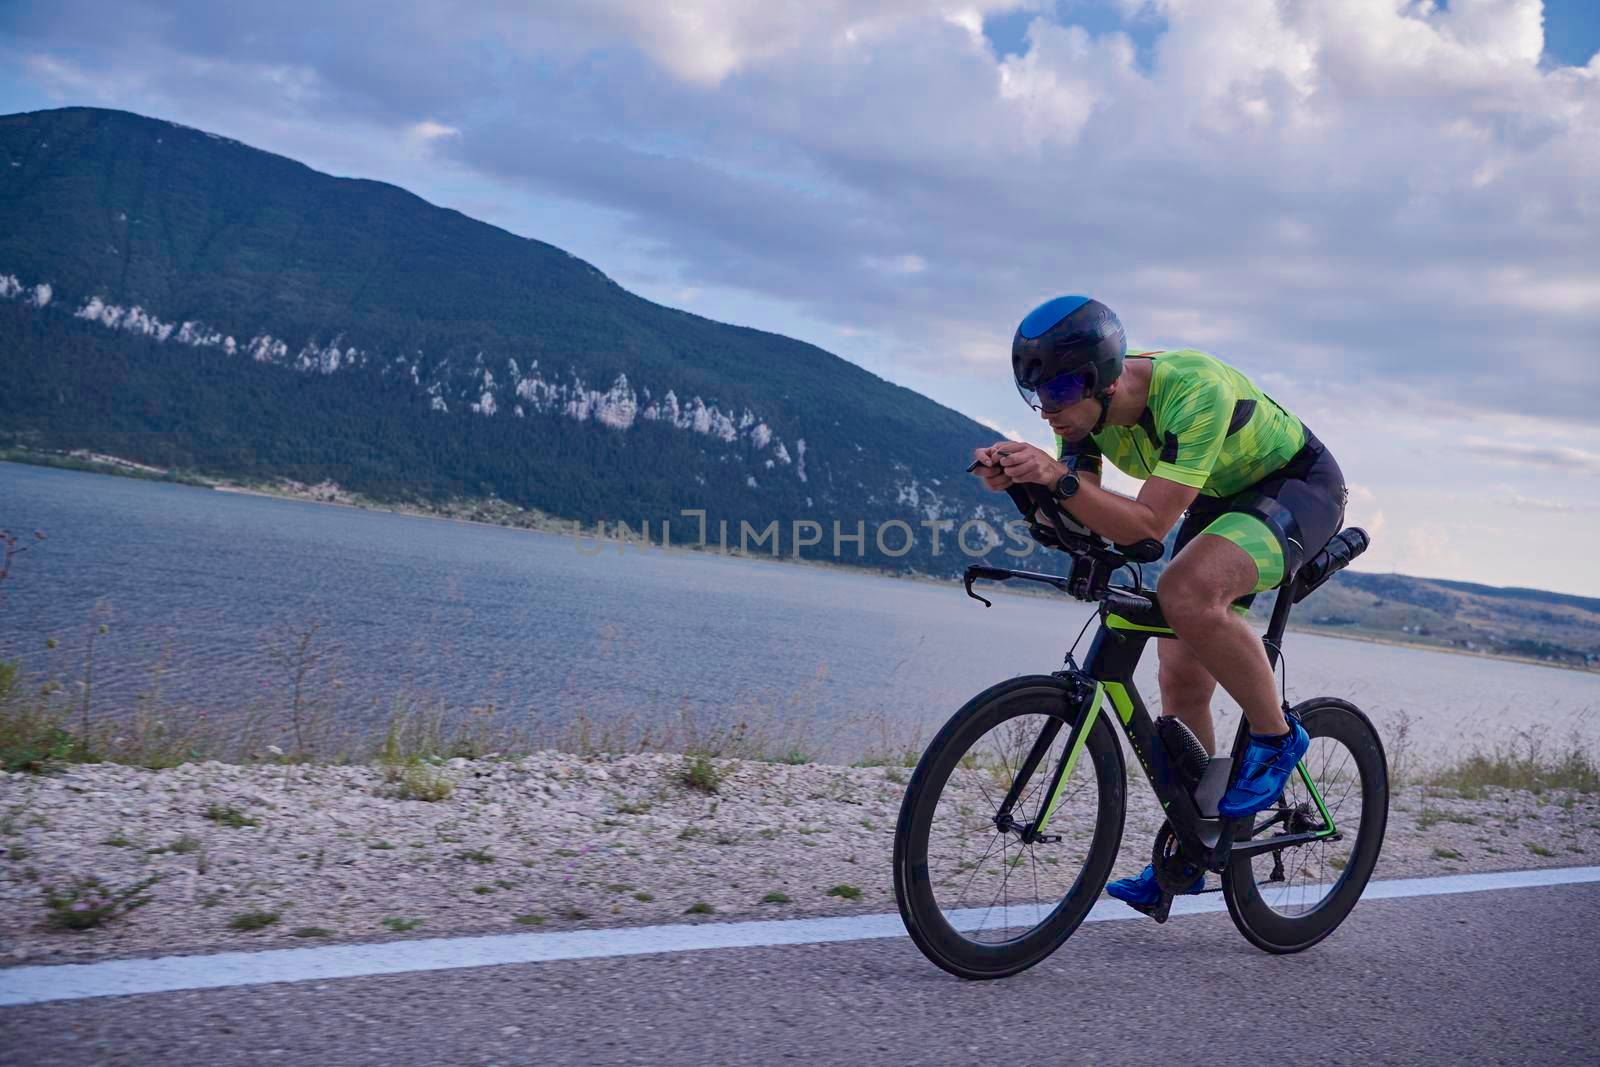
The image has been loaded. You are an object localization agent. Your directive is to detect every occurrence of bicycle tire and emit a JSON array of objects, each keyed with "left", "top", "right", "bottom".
[
  {"left": 893, "top": 675, "right": 1126, "bottom": 980},
  {"left": 1222, "top": 697, "right": 1389, "bottom": 954}
]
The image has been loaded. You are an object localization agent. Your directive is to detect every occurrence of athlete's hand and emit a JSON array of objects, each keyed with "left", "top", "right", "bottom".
[
  {"left": 996, "top": 443, "right": 1066, "bottom": 488},
  {"left": 969, "top": 445, "right": 1013, "bottom": 491}
]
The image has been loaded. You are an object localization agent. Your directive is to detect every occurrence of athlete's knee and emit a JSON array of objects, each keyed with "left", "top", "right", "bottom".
[{"left": 1156, "top": 565, "right": 1231, "bottom": 628}]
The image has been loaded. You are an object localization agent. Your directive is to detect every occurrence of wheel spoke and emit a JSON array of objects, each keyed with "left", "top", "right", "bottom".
[
  {"left": 1246, "top": 711, "right": 1380, "bottom": 923},
  {"left": 918, "top": 708, "right": 1107, "bottom": 948}
]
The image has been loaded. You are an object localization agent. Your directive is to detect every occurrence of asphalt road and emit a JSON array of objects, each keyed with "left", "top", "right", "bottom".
[{"left": 2, "top": 883, "right": 1595, "bottom": 1066}]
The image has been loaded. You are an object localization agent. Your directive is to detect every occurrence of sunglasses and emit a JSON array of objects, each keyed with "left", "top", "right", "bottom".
[{"left": 1017, "top": 367, "right": 1096, "bottom": 413}]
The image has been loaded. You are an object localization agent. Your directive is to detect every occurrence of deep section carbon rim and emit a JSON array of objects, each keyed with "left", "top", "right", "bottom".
[
  {"left": 1223, "top": 698, "right": 1388, "bottom": 953},
  {"left": 895, "top": 678, "right": 1125, "bottom": 979},
  {"left": 1245, "top": 725, "right": 1368, "bottom": 917},
  {"left": 923, "top": 709, "right": 1103, "bottom": 944}
]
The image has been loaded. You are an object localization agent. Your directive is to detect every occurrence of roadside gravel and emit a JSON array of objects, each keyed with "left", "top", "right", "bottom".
[{"left": 2, "top": 752, "right": 1595, "bottom": 964}]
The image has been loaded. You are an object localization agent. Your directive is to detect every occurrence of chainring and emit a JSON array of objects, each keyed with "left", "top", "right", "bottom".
[{"left": 1151, "top": 822, "right": 1204, "bottom": 894}]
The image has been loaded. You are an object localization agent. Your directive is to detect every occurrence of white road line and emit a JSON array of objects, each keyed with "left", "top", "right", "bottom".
[{"left": 2, "top": 865, "right": 1596, "bottom": 1007}]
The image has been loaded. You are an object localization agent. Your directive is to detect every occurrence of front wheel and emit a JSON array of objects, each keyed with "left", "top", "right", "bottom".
[
  {"left": 893, "top": 675, "right": 1126, "bottom": 980},
  {"left": 1222, "top": 697, "right": 1389, "bottom": 953}
]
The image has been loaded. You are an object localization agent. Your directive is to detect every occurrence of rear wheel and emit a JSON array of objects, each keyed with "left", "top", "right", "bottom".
[
  {"left": 893, "top": 676, "right": 1126, "bottom": 980},
  {"left": 1222, "top": 697, "right": 1388, "bottom": 953}
]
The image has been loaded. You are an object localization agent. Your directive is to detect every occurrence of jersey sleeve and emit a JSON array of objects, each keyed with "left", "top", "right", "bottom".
[
  {"left": 1055, "top": 432, "right": 1103, "bottom": 476},
  {"left": 1151, "top": 371, "right": 1235, "bottom": 489}
]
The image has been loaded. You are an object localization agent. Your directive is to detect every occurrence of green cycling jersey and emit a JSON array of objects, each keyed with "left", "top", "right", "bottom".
[{"left": 1054, "top": 349, "right": 1306, "bottom": 498}]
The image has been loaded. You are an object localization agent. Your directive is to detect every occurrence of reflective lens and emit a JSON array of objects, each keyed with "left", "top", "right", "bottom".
[{"left": 1028, "top": 368, "right": 1095, "bottom": 412}]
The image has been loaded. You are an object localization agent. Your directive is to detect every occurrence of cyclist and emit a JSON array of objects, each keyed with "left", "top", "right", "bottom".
[{"left": 971, "top": 295, "right": 1348, "bottom": 911}]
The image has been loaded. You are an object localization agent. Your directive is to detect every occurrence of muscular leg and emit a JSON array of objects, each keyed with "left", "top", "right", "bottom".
[
  {"left": 1156, "top": 638, "right": 1219, "bottom": 754},
  {"left": 1157, "top": 534, "right": 1289, "bottom": 738}
]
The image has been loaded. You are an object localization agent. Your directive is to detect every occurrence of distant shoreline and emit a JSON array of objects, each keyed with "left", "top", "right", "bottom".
[{"left": 7, "top": 453, "right": 1597, "bottom": 676}]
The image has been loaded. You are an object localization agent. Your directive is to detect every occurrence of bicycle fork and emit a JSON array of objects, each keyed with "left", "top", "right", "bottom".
[{"left": 991, "top": 677, "right": 1103, "bottom": 845}]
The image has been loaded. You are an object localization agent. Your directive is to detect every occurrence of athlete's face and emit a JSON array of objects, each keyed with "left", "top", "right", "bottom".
[{"left": 1040, "top": 392, "right": 1104, "bottom": 442}]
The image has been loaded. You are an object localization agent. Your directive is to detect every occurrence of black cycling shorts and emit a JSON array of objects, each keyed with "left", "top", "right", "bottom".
[{"left": 1171, "top": 428, "right": 1348, "bottom": 609}]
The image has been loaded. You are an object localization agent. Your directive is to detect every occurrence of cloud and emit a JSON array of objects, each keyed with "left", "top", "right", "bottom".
[
  {"left": 1344, "top": 482, "right": 1387, "bottom": 540},
  {"left": 973, "top": 415, "right": 1025, "bottom": 441},
  {"left": 1466, "top": 439, "right": 1600, "bottom": 476},
  {"left": 408, "top": 120, "right": 459, "bottom": 142},
  {"left": 1493, "top": 489, "right": 1600, "bottom": 513},
  {"left": 2, "top": 0, "right": 1597, "bottom": 427}
]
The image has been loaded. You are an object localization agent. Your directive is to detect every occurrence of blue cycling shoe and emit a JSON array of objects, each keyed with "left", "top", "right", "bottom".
[
  {"left": 1217, "top": 718, "right": 1311, "bottom": 818},
  {"left": 1105, "top": 863, "right": 1204, "bottom": 908}
]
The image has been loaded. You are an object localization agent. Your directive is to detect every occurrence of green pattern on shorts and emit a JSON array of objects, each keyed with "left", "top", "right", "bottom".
[{"left": 1201, "top": 512, "right": 1284, "bottom": 593}]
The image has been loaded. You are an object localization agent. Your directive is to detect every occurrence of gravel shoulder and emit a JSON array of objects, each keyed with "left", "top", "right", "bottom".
[{"left": 2, "top": 752, "right": 1596, "bottom": 965}]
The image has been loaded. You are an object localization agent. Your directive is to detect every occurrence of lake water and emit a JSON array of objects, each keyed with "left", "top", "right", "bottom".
[{"left": 1, "top": 462, "right": 1594, "bottom": 762}]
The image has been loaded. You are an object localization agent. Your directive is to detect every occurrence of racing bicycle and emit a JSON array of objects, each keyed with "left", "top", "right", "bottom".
[{"left": 892, "top": 482, "right": 1388, "bottom": 979}]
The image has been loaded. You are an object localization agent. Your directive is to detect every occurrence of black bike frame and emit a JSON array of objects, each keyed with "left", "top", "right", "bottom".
[{"left": 1003, "top": 580, "right": 1336, "bottom": 874}]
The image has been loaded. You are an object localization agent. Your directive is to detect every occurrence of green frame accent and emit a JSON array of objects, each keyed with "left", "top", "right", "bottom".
[
  {"left": 1012, "top": 596, "right": 1353, "bottom": 873},
  {"left": 1034, "top": 683, "right": 1102, "bottom": 834},
  {"left": 1105, "top": 614, "right": 1174, "bottom": 636},
  {"left": 1102, "top": 680, "right": 1135, "bottom": 724},
  {"left": 1296, "top": 761, "right": 1338, "bottom": 837}
]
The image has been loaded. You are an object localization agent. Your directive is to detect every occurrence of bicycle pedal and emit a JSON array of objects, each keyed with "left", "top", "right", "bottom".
[{"left": 1128, "top": 896, "right": 1173, "bottom": 924}]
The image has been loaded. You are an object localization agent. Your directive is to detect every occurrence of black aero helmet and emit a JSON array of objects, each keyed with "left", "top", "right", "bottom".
[{"left": 1011, "top": 295, "right": 1126, "bottom": 409}]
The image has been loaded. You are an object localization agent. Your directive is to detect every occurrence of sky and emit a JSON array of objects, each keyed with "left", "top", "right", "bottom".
[{"left": 2, "top": 0, "right": 1598, "bottom": 595}]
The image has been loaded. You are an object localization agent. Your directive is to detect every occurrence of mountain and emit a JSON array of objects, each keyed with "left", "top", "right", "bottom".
[
  {"left": 0, "top": 106, "right": 1013, "bottom": 573},
  {"left": 3, "top": 107, "right": 1596, "bottom": 669}
]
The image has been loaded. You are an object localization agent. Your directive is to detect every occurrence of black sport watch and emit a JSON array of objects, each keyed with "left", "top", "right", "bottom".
[{"left": 1054, "top": 470, "right": 1080, "bottom": 499}]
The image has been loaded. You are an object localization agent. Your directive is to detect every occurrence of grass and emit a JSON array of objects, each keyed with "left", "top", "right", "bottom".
[
  {"left": 514, "top": 913, "right": 546, "bottom": 925},
  {"left": 615, "top": 800, "right": 652, "bottom": 815},
  {"left": 42, "top": 874, "right": 159, "bottom": 930},
  {"left": 382, "top": 916, "right": 422, "bottom": 932},
  {"left": 146, "top": 834, "right": 201, "bottom": 856},
  {"left": 680, "top": 754, "right": 722, "bottom": 794},
  {"left": 632, "top": 891, "right": 654, "bottom": 902},
  {"left": 203, "top": 804, "right": 260, "bottom": 829},
  {"left": 397, "top": 762, "right": 455, "bottom": 802},
  {"left": 763, "top": 748, "right": 817, "bottom": 766},
  {"left": 1431, "top": 847, "right": 1462, "bottom": 860},
  {"left": 1428, "top": 733, "right": 1600, "bottom": 798},
  {"left": 100, "top": 832, "right": 132, "bottom": 847},
  {"left": 827, "top": 884, "right": 863, "bottom": 901},
  {"left": 1526, "top": 842, "right": 1558, "bottom": 857},
  {"left": 457, "top": 848, "right": 495, "bottom": 864},
  {"left": 684, "top": 901, "right": 716, "bottom": 915},
  {"left": 472, "top": 884, "right": 496, "bottom": 895},
  {"left": 228, "top": 909, "right": 280, "bottom": 931},
  {"left": 290, "top": 926, "right": 333, "bottom": 938},
  {"left": 0, "top": 656, "right": 88, "bottom": 772},
  {"left": 1417, "top": 807, "right": 1480, "bottom": 830},
  {"left": 762, "top": 890, "right": 791, "bottom": 904},
  {"left": 0, "top": 601, "right": 875, "bottom": 771}
]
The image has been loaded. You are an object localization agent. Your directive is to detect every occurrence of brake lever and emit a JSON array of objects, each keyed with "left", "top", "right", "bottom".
[{"left": 964, "top": 565, "right": 1012, "bottom": 607}]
